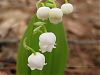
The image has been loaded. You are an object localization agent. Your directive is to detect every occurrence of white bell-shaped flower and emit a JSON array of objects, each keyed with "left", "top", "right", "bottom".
[
  {"left": 39, "top": 32, "right": 56, "bottom": 53},
  {"left": 49, "top": 8, "right": 63, "bottom": 24},
  {"left": 28, "top": 52, "right": 46, "bottom": 70},
  {"left": 61, "top": 3, "right": 73, "bottom": 14},
  {"left": 36, "top": 7, "right": 50, "bottom": 20}
]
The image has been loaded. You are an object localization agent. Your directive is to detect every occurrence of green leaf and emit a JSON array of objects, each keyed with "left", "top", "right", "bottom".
[{"left": 17, "top": 15, "right": 69, "bottom": 75}]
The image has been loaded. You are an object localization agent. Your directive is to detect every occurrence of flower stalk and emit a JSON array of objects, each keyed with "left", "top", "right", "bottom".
[
  {"left": 36, "top": 0, "right": 42, "bottom": 8},
  {"left": 23, "top": 37, "right": 36, "bottom": 54},
  {"left": 33, "top": 22, "right": 47, "bottom": 34},
  {"left": 65, "top": 0, "right": 68, "bottom": 3}
]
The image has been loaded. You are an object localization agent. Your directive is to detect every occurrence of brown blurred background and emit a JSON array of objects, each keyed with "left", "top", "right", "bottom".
[{"left": 0, "top": 0, "right": 100, "bottom": 75}]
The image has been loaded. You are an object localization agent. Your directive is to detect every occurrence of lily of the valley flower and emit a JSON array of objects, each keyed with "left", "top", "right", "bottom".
[
  {"left": 28, "top": 52, "right": 46, "bottom": 70},
  {"left": 49, "top": 8, "right": 63, "bottom": 24},
  {"left": 36, "top": 7, "right": 50, "bottom": 20},
  {"left": 61, "top": 3, "right": 73, "bottom": 14},
  {"left": 39, "top": 32, "right": 56, "bottom": 53}
]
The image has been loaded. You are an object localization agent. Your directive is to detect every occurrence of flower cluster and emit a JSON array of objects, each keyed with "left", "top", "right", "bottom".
[
  {"left": 36, "top": 3, "right": 73, "bottom": 24},
  {"left": 24, "top": 1, "right": 73, "bottom": 71},
  {"left": 25, "top": 32, "right": 56, "bottom": 70}
]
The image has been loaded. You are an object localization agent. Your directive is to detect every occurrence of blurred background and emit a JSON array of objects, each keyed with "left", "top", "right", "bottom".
[{"left": 0, "top": 0, "right": 100, "bottom": 75}]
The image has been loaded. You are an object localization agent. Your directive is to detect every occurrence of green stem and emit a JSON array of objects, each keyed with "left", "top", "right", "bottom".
[
  {"left": 23, "top": 37, "right": 36, "bottom": 54},
  {"left": 34, "top": 25, "right": 47, "bottom": 33},
  {"left": 38, "top": 30, "right": 43, "bottom": 33},
  {"left": 65, "top": 0, "right": 68, "bottom": 3},
  {"left": 43, "top": 25, "right": 47, "bottom": 32},
  {"left": 41, "top": 2, "right": 45, "bottom": 6},
  {"left": 47, "top": 0, "right": 57, "bottom": 8},
  {"left": 33, "top": 26, "right": 42, "bottom": 32},
  {"left": 33, "top": 25, "right": 42, "bottom": 35},
  {"left": 33, "top": 22, "right": 47, "bottom": 34},
  {"left": 53, "top": 1, "right": 57, "bottom": 7},
  {"left": 48, "top": 0, "right": 54, "bottom": 2},
  {"left": 36, "top": 0, "right": 42, "bottom": 8}
]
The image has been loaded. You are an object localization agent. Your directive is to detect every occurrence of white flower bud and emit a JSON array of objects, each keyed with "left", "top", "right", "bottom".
[
  {"left": 36, "top": 7, "right": 50, "bottom": 20},
  {"left": 49, "top": 8, "right": 63, "bottom": 24},
  {"left": 28, "top": 52, "right": 46, "bottom": 70},
  {"left": 61, "top": 3, "right": 73, "bottom": 14},
  {"left": 39, "top": 32, "right": 56, "bottom": 53}
]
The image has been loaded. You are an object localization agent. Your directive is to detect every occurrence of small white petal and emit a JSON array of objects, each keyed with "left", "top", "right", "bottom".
[
  {"left": 53, "top": 46, "right": 56, "bottom": 48},
  {"left": 37, "top": 7, "right": 50, "bottom": 20},
  {"left": 36, "top": 67, "right": 43, "bottom": 70},
  {"left": 28, "top": 64, "right": 35, "bottom": 70},
  {"left": 31, "top": 67, "right": 35, "bottom": 70},
  {"left": 61, "top": 3, "right": 73, "bottom": 14},
  {"left": 44, "top": 63, "right": 47, "bottom": 65}
]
